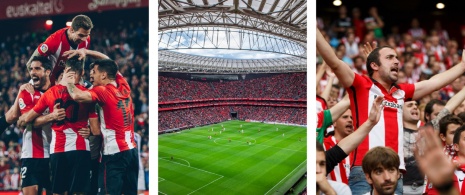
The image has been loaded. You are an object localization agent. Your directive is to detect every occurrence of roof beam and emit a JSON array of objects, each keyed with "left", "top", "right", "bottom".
[
  {"left": 269, "top": 0, "right": 280, "bottom": 12},
  {"left": 258, "top": 0, "right": 266, "bottom": 12},
  {"left": 165, "top": 0, "right": 185, "bottom": 11},
  {"left": 275, "top": 0, "right": 304, "bottom": 22}
]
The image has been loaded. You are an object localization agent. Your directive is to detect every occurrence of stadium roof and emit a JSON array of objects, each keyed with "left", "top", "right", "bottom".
[
  {"left": 158, "top": 50, "right": 306, "bottom": 73},
  {"left": 158, "top": 0, "right": 307, "bottom": 73}
]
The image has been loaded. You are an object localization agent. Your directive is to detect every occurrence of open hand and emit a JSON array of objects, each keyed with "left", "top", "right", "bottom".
[{"left": 63, "top": 48, "right": 87, "bottom": 60}]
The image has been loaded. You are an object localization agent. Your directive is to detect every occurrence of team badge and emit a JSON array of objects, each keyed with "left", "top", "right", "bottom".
[
  {"left": 19, "top": 98, "right": 26, "bottom": 109},
  {"left": 40, "top": 44, "right": 48, "bottom": 53}
]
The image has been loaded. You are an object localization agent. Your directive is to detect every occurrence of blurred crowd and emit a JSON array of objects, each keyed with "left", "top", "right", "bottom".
[
  {"left": 0, "top": 18, "right": 149, "bottom": 190},
  {"left": 159, "top": 73, "right": 306, "bottom": 101}
]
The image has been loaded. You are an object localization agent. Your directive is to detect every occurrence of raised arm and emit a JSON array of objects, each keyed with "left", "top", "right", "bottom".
[
  {"left": 415, "top": 125, "right": 460, "bottom": 195},
  {"left": 321, "top": 68, "right": 336, "bottom": 101},
  {"left": 337, "top": 96, "right": 384, "bottom": 154},
  {"left": 316, "top": 28, "right": 355, "bottom": 88},
  {"left": 413, "top": 51, "right": 465, "bottom": 100},
  {"left": 316, "top": 62, "right": 327, "bottom": 89},
  {"left": 329, "top": 94, "right": 350, "bottom": 122},
  {"left": 63, "top": 49, "right": 110, "bottom": 60}
]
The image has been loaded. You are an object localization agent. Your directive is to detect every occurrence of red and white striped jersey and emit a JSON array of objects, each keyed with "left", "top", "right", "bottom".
[
  {"left": 347, "top": 74, "right": 415, "bottom": 170},
  {"left": 32, "top": 85, "right": 97, "bottom": 154},
  {"left": 37, "top": 27, "right": 90, "bottom": 84},
  {"left": 89, "top": 73, "right": 136, "bottom": 155},
  {"left": 324, "top": 136, "right": 350, "bottom": 184},
  {"left": 19, "top": 90, "right": 52, "bottom": 159}
]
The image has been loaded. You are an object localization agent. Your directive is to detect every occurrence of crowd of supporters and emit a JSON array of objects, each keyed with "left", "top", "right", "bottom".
[
  {"left": 317, "top": 5, "right": 465, "bottom": 102},
  {"left": 158, "top": 106, "right": 306, "bottom": 131},
  {"left": 159, "top": 73, "right": 307, "bottom": 132},
  {"left": 158, "top": 73, "right": 306, "bottom": 101},
  {"left": 0, "top": 16, "right": 149, "bottom": 190}
]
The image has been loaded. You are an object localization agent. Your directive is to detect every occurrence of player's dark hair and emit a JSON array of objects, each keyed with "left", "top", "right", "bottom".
[
  {"left": 55, "top": 69, "right": 64, "bottom": 81},
  {"left": 90, "top": 59, "right": 118, "bottom": 80},
  {"left": 439, "top": 114, "right": 463, "bottom": 137},
  {"left": 425, "top": 99, "right": 446, "bottom": 122},
  {"left": 366, "top": 46, "right": 394, "bottom": 77},
  {"left": 65, "top": 56, "right": 84, "bottom": 74},
  {"left": 453, "top": 125, "right": 465, "bottom": 145},
  {"left": 71, "top": 15, "right": 93, "bottom": 31},
  {"left": 30, "top": 56, "right": 52, "bottom": 71}
]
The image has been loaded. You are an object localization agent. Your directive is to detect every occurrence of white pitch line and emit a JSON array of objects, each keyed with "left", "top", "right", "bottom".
[
  {"left": 160, "top": 157, "right": 191, "bottom": 167},
  {"left": 187, "top": 175, "right": 224, "bottom": 195},
  {"left": 158, "top": 191, "right": 168, "bottom": 195},
  {"left": 264, "top": 159, "right": 307, "bottom": 195},
  {"left": 159, "top": 157, "right": 223, "bottom": 177},
  {"left": 159, "top": 177, "right": 166, "bottom": 182}
]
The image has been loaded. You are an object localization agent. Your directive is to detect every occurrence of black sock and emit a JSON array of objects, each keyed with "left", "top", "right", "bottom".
[{"left": 0, "top": 115, "right": 9, "bottom": 135}]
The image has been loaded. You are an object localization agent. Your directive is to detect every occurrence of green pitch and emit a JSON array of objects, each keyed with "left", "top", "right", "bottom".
[{"left": 158, "top": 120, "right": 307, "bottom": 195}]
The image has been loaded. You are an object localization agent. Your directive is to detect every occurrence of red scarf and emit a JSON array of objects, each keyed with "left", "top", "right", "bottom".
[{"left": 445, "top": 144, "right": 457, "bottom": 160}]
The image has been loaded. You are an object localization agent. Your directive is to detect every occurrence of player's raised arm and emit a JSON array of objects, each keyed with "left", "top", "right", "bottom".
[
  {"left": 63, "top": 49, "right": 110, "bottom": 60},
  {"left": 413, "top": 50, "right": 465, "bottom": 100},
  {"left": 316, "top": 28, "right": 355, "bottom": 88}
]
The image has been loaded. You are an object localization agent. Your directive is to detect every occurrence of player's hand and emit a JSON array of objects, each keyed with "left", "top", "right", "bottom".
[
  {"left": 362, "top": 41, "right": 378, "bottom": 59},
  {"left": 52, "top": 103, "right": 66, "bottom": 121},
  {"left": 63, "top": 48, "right": 87, "bottom": 60},
  {"left": 78, "top": 127, "right": 90, "bottom": 138},
  {"left": 17, "top": 115, "right": 26, "bottom": 127},
  {"left": 59, "top": 67, "right": 76, "bottom": 86},
  {"left": 19, "top": 83, "right": 34, "bottom": 94}
]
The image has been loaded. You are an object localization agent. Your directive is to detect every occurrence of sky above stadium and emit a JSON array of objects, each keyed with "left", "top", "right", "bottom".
[{"left": 158, "top": 27, "right": 305, "bottom": 59}]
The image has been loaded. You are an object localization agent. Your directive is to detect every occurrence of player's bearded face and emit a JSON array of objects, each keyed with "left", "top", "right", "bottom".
[{"left": 30, "top": 64, "right": 48, "bottom": 90}]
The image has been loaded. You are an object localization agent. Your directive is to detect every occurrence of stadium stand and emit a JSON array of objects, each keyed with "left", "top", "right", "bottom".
[{"left": 158, "top": 73, "right": 307, "bottom": 133}]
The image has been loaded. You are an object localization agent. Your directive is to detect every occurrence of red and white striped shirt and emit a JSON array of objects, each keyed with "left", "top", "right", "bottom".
[
  {"left": 347, "top": 74, "right": 415, "bottom": 170},
  {"left": 89, "top": 73, "right": 136, "bottom": 155},
  {"left": 37, "top": 27, "right": 90, "bottom": 84},
  {"left": 324, "top": 136, "right": 350, "bottom": 184},
  {"left": 19, "top": 90, "right": 52, "bottom": 159},
  {"left": 32, "top": 85, "right": 97, "bottom": 154}
]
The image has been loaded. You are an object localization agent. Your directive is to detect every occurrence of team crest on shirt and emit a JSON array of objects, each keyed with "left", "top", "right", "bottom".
[
  {"left": 40, "top": 44, "right": 48, "bottom": 53},
  {"left": 19, "top": 98, "right": 25, "bottom": 109},
  {"left": 392, "top": 89, "right": 406, "bottom": 100},
  {"left": 42, "top": 108, "right": 50, "bottom": 115}
]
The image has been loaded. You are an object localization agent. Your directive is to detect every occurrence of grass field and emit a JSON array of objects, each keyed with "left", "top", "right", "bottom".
[{"left": 158, "top": 120, "right": 307, "bottom": 195}]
